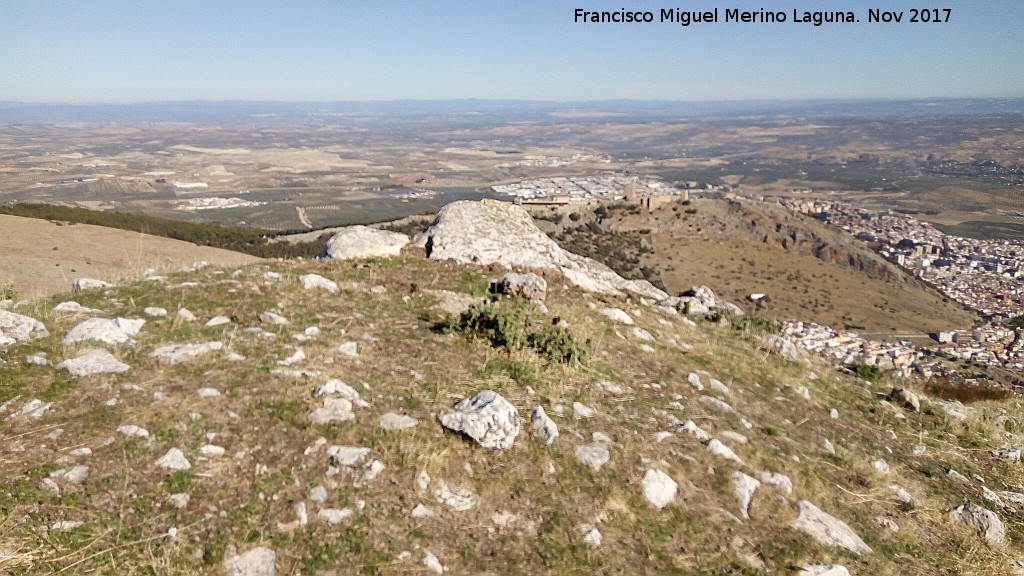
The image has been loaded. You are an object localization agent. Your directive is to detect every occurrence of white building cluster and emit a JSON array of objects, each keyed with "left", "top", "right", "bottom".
[
  {"left": 492, "top": 174, "right": 673, "bottom": 202},
  {"left": 781, "top": 321, "right": 924, "bottom": 378}
]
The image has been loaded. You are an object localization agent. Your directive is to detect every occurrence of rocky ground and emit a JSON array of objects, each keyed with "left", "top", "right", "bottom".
[{"left": 0, "top": 201, "right": 1022, "bottom": 575}]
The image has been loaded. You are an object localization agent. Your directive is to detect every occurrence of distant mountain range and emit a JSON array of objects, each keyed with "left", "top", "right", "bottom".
[{"left": 1, "top": 97, "right": 1023, "bottom": 123}]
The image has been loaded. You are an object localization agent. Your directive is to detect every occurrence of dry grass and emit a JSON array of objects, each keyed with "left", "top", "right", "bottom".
[{"left": 0, "top": 256, "right": 1021, "bottom": 574}]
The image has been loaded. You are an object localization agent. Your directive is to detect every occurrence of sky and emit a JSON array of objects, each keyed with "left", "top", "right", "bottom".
[{"left": 1, "top": 0, "right": 1021, "bottom": 103}]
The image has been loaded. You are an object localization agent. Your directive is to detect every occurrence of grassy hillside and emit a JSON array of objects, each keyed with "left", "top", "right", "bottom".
[
  {"left": 0, "top": 255, "right": 1021, "bottom": 575},
  {"left": 540, "top": 199, "right": 979, "bottom": 335}
]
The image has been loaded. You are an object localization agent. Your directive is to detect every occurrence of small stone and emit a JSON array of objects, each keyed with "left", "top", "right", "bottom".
[
  {"left": 708, "top": 378, "right": 729, "bottom": 394},
  {"left": 155, "top": 448, "right": 191, "bottom": 471},
  {"left": 792, "top": 500, "right": 872, "bottom": 554},
  {"left": 679, "top": 420, "right": 710, "bottom": 441},
  {"left": 65, "top": 465, "right": 89, "bottom": 484},
  {"left": 299, "top": 273, "right": 339, "bottom": 293},
  {"left": 699, "top": 395, "right": 735, "bottom": 414},
  {"left": 337, "top": 341, "right": 360, "bottom": 357},
  {"left": 795, "top": 386, "right": 811, "bottom": 400},
  {"left": 69, "top": 447, "right": 92, "bottom": 457},
  {"left": 757, "top": 471, "right": 793, "bottom": 495},
  {"left": 575, "top": 442, "right": 610, "bottom": 470},
  {"left": 380, "top": 412, "right": 418, "bottom": 430},
  {"left": 732, "top": 471, "right": 760, "bottom": 519},
  {"left": 201, "top": 444, "right": 226, "bottom": 457},
  {"left": 830, "top": 409, "right": 839, "bottom": 419},
  {"left": 205, "top": 316, "right": 231, "bottom": 327},
  {"left": 494, "top": 272, "right": 547, "bottom": 300},
  {"left": 144, "top": 307, "right": 168, "bottom": 317},
  {"left": 435, "top": 481, "right": 479, "bottom": 511},
  {"left": 259, "top": 311, "right": 289, "bottom": 325},
  {"left": 642, "top": 469, "right": 678, "bottom": 509},
  {"left": 707, "top": 439, "right": 743, "bottom": 464},
  {"left": 357, "top": 459, "right": 385, "bottom": 484},
  {"left": 224, "top": 546, "right": 276, "bottom": 576},
  {"left": 530, "top": 406, "right": 559, "bottom": 446},
  {"left": 26, "top": 354, "right": 49, "bottom": 366},
  {"left": 309, "top": 398, "right": 354, "bottom": 425},
  {"left": 117, "top": 425, "right": 150, "bottom": 439},
  {"left": 598, "top": 308, "right": 634, "bottom": 324},
  {"left": 50, "top": 521, "right": 84, "bottom": 531},
  {"left": 318, "top": 508, "right": 354, "bottom": 525},
  {"left": 422, "top": 550, "right": 444, "bottom": 575},
  {"left": 887, "top": 388, "right": 921, "bottom": 412},
  {"left": 177, "top": 308, "right": 197, "bottom": 322},
  {"left": 992, "top": 447, "right": 1022, "bottom": 462},
  {"left": 595, "top": 381, "right": 623, "bottom": 395},
  {"left": 325, "top": 446, "right": 370, "bottom": 467},
  {"left": 149, "top": 341, "right": 223, "bottom": 364},
  {"left": 309, "top": 485, "right": 328, "bottom": 502},
  {"left": 720, "top": 431, "right": 748, "bottom": 445},
  {"left": 168, "top": 493, "right": 190, "bottom": 509},
  {"left": 411, "top": 504, "right": 434, "bottom": 518},
  {"left": 415, "top": 471, "right": 430, "bottom": 495},
  {"left": 312, "top": 379, "right": 369, "bottom": 407},
  {"left": 277, "top": 348, "right": 305, "bottom": 366},
  {"left": 872, "top": 459, "right": 890, "bottom": 473},
  {"left": 821, "top": 438, "right": 836, "bottom": 455},
  {"left": 572, "top": 401, "right": 596, "bottom": 419},
  {"left": 581, "top": 524, "right": 602, "bottom": 548},
  {"left": 197, "top": 387, "right": 221, "bottom": 398}
]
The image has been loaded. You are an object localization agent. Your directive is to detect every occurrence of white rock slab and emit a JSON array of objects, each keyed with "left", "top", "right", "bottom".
[
  {"left": 707, "top": 439, "right": 743, "bottom": 464},
  {"left": 757, "top": 471, "right": 793, "bottom": 495},
  {"left": 598, "top": 308, "right": 634, "bottom": 325},
  {"left": 0, "top": 310, "right": 49, "bottom": 347},
  {"left": 949, "top": 502, "right": 1005, "bottom": 547},
  {"left": 57, "top": 349, "right": 130, "bottom": 377},
  {"left": 799, "top": 565, "right": 851, "bottom": 576},
  {"left": 53, "top": 301, "right": 102, "bottom": 314},
  {"left": 322, "top": 226, "right": 409, "bottom": 260},
  {"left": 792, "top": 500, "right": 872, "bottom": 554},
  {"left": 224, "top": 546, "right": 276, "bottom": 576},
  {"left": 440, "top": 390, "right": 520, "bottom": 450},
  {"left": 117, "top": 425, "right": 150, "bottom": 439},
  {"left": 260, "top": 311, "right": 289, "bottom": 325},
  {"left": 642, "top": 469, "right": 678, "bottom": 509},
  {"left": 422, "top": 550, "right": 444, "bottom": 575},
  {"left": 435, "top": 481, "right": 479, "bottom": 511},
  {"left": 732, "top": 471, "right": 760, "bottom": 519},
  {"left": 144, "top": 307, "right": 168, "bottom": 317},
  {"left": 299, "top": 273, "right": 339, "bottom": 293},
  {"left": 575, "top": 442, "right": 610, "bottom": 471},
  {"left": 63, "top": 318, "right": 134, "bottom": 346},
  {"left": 309, "top": 398, "right": 354, "bottom": 425},
  {"left": 326, "top": 445, "right": 370, "bottom": 467},
  {"left": 312, "top": 379, "right": 369, "bottom": 407},
  {"left": 380, "top": 412, "right": 418, "bottom": 430},
  {"left": 155, "top": 448, "right": 191, "bottom": 471}
]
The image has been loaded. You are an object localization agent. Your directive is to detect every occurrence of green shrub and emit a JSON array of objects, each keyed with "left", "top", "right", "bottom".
[
  {"left": 853, "top": 364, "right": 885, "bottom": 383},
  {"left": 441, "top": 304, "right": 589, "bottom": 364},
  {"left": 528, "top": 324, "right": 589, "bottom": 365}
]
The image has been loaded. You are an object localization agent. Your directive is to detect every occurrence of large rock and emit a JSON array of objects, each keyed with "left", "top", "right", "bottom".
[
  {"left": 732, "top": 471, "right": 760, "bottom": 519},
  {"left": 440, "top": 390, "right": 520, "bottom": 450},
  {"left": 792, "top": 500, "right": 872, "bottom": 554},
  {"left": 494, "top": 272, "right": 547, "bottom": 300},
  {"left": 57, "top": 349, "right": 130, "bottom": 377},
  {"left": 642, "top": 469, "right": 678, "bottom": 509},
  {"left": 530, "top": 406, "right": 559, "bottom": 446},
  {"left": 887, "top": 388, "right": 921, "bottom": 412},
  {"left": 949, "top": 502, "right": 1005, "bottom": 546},
  {"left": 763, "top": 335, "right": 799, "bottom": 360},
  {"left": 63, "top": 318, "right": 137, "bottom": 346},
  {"left": 414, "top": 200, "right": 668, "bottom": 300},
  {"left": 224, "top": 546, "right": 276, "bottom": 576},
  {"left": 321, "top": 226, "right": 409, "bottom": 260},
  {"left": 298, "top": 274, "right": 339, "bottom": 293},
  {"left": 0, "top": 309, "right": 49, "bottom": 348}
]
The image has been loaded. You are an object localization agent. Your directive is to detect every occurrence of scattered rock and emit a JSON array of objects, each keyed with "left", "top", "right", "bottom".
[
  {"left": 422, "top": 550, "right": 444, "bottom": 575},
  {"left": 310, "top": 398, "right": 355, "bottom": 425},
  {"left": 326, "top": 445, "right": 370, "bottom": 467},
  {"left": 336, "top": 341, "right": 359, "bottom": 357},
  {"left": 224, "top": 546, "right": 276, "bottom": 576},
  {"left": 198, "top": 387, "right": 221, "bottom": 398},
  {"left": 63, "top": 318, "right": 136, "bottom": 346},
  {"left": 26, "top": 353, "right": 49, "bottom": 366},
  {"left": 380, "top": 412, "right": 417, "bottom": 430},
  {"left": 440, "top": 390, "right": 520, "bottom": 450},
  {"left": 312, "top": 379, "right": 369, "bottom": 407},
  {"left": 887, "top": 388, "right": 921, "bottom": 412},
  {"left": 299, "top": 273, "right": 339, "bottom": 293},
  {"left": 14, "top": 398, "right": 52, "bottom": 419},
  {"left": 792, "top": 500, "right": 872, "bottom": 554},
  {"left": 260, "top": 311, "right": 288, "bottom": 325},
  {"left": 872, "top": 459, "right": 890, "bottom": 473},
  {"left": 581, "top": 524, "right": 602, "bottom": 548},
  {"left": 720, "top": 430, "right": 748, "bottom": 445},
  {"left": 411, "top": 504, "right": 434, "bottom": 518},
  {"left": 0, "top": 310, "right": 49, "bottom": 348},
  {"left": 205, "top": 316, "right": 231, "bottom": 327},
  {"left": 763, "top": 335, "right": 799, "bottom": 360},
  {"left": 435, "top": 481, "right": 479, "bottom": 511},
  {"left": 572, "top": 401, "right": 596, "bottom": 419},
  {"left": 53, "top": 301, "right": 102, "bottom": 314},
  {"left": 149, "top": 341, "right": 223, "bottom": 364},
  {"left": 575, "top": 442, "right": 610, "bottom": 470},
  {"left": 642, "top": 469, "right": 678, "bottom": 509},
  {"left": 318, "top": 508, "right": 354, "bottom": 525},
  {"left": 72, "top": 278, "right": 113, "bottom": 293},
  {"left": 757, "top": 471, "right": 793, "bottom": 495},
  {"left": 494, "top": 272, "right": 547, "bottom": 300},
  {"left": 732, "top": 472, "right": 760, "bottom": 519},
  {"left": 201, "top": 444, "right": 226, "bottom": 457},
  {"left": 155, "top": 448, "right": 191, "bottom": 471},
  {"left": 707, "top": 439, "right": 743, "bottom": 464},
  {"left": 58, "top": 349, "right": 130, "bottom": 377},
  {"left": 598, "top": 308, "right": 634, "bottom": 325},
  {"left": 679, "top": 420, "right": 711, "bottom": 441},
  {"left": 277, "top": 348, "right": 305, "bottom": 366},
  {"left": 699, "top": 396, "right": 735, "bottom": 414},
  {"left": 949, "top": 502, "right": 1005, "bottom": 546},
  {"left": 321, "top": 226, "right": 409, "bottom": 259},
  {"left": 530, "top": 406, "right": 559, "bottom": 446},
  {"left": 177, "top": 308, "right": 196, "bottom": 322},
  {"left": 144, "top": 307, "right": 167, "bottom": 317},
  {"left": 117, "top": 425, "right": 149, "bottom": 439},
  {"left": 992, "top": 447, "right": 1022, "bottom": 462},
  {"left": 50, "top": 521, "right": 84, "bottom": 531},
  {"left": 65, "top": 465, "right": 89, "bottom": 484},
  {"left": 168, "top": 493, "right": 190, "bottom": 509},
  {"left": 687, "top": 372, "right": 704, "bottom": 391}
]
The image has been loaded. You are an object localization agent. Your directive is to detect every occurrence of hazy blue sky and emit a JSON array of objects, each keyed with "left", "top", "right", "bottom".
[{"left": 1, "top": 1, "right": 1020, "bottom": 102}]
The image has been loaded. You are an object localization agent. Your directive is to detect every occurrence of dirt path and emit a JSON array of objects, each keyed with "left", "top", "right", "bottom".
[{"left": 0, "top": 215, "right": 261, "bottom": 300}]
